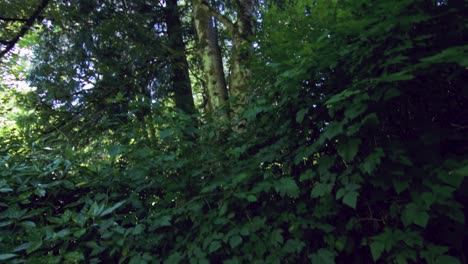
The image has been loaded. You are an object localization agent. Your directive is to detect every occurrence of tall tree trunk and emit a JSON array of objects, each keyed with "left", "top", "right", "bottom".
[
  {"left": 192, "top": 0, "right": 229, "bottom": 120},
  {"left": 229, "top": 0, "right": 255, "bottom": 116},
  {"left": 165, "top": 0, "right": 197, "bottom": 115}
]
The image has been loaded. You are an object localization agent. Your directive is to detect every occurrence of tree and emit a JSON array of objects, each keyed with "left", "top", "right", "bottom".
[
  {"left": 192, "top": 0, "right": 229, "bottom": 120},
  {"left": 165, "top": 0, "right": 197, "bottom": 115},
  {"left": 0, "top": 0, "right": 50, "bottom": 59}
]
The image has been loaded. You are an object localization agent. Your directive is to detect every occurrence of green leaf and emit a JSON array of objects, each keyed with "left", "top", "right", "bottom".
[
  {"left": 337, "top": 138, "right": 361, "bottom": 162},
  {"left": 55, "top": 228, "right": 71, "bottom": 238},
  {"left": 436, "top": 255, "right": 461, "bottom": 264},
  {"left": 378, "top": 72, "right": 414, "bottom": 82},
  {"left": 275, "top": 177, "right": 299, "bottom": 198},
  {"left": 14, "top": 242, "right": 33, "bottom": 252},
  {"left": 402, "top": 203, "right": 429, "bottom": 227},
  {"left": 326, "top": 89, "right": 361, "bottom": 105},
  {"left": 26, "top": 241, "right": 43, "bottom": 254},
  {"left": 165, "top": 252, "right": 183, "bottom": 264},
  {"left": 208, "top": 241, "right": 221, "bottom": 253},
  {"left": 229, "top": 235, "right": 243, "bottom": 249},
  {"left": 392, "top": 178, "right": 409, "bottom": 194},
  {"left": 311, "top": 183, "right": 332, "bottom": 198},
  {"left": 370, "top": 240, "right": 384, "bottom": 261},
  {"left": 420, "top": 45, "right": 468, "bottom": 67},
  {"left": 343, "top": 191, "right": 358, "bottom": 209},
  {"left": 246, "top": 194, "right": 257, "bottom": 202},
  {"left": 100, "top": 200, "right": 126, "bottom": 217},
  {"left": 296, "top": 108, "right": 308, "bottom": 123},
  {"left": 310, "top": 248, "right": 335, "bottom": 264},
  {"left": 0, "top": 188, "right": 13, "bottom": 193},
  {"left": 271, "top": 229, "right": 284, "bottom": 246},
  {"left": 0, "top": 254, "right": 17, "bottom": 261},
  {"left": 383, "top": 88, "right": 401, "bottom": 100},
  {"left": 336, "top": 188, "right": 346, "bottom": 200}
]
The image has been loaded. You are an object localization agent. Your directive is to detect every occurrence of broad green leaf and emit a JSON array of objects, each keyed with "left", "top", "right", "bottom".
[
  {"left": 275, "top": 177, "right": 299, "bottom": 198},
  {"left": 311, "top": 183, "right": 332, "bottom": 198},
  {"left": 271, "top": 229, "right": 284, "bottom": 246},
  {"left": 310, "top": 248, "right": 335, "bottom": 264},
  {"left": 392, "top": 178, "right": 409, "bottom": 194},
  {"left": 337, "top": 138, "right": 361, "bottom": 162},
  {"left": 402, "top": 203, "right": 429, "bottom": 227},
  {"left": 208, "top": 241, "right": 221, "bottom": 253},
  {"left": 165, "top": 252, "right": 182, "bottom": 264},
  {"left": 246, "top": 194, "right": 257, "bottom": 202},
  {"left": 370, "top": 241, "right": 384, "bottom": 261},
  {"left": 229, "top": 235, "right": 243, "bottom": 249},
  {"left": 336, "top": 188, "right": 346, "bottom": 200},
  {"left": 343, "top": 191, "right": 358, "bottom": 209}
]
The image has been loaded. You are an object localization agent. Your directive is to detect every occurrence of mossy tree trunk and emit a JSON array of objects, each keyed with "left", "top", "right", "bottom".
[{"left": 192, "top": 0, "right": 229, "bottom": 121}]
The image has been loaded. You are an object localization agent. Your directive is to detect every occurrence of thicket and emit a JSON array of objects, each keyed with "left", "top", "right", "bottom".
[{"left": 1, "top": 0, "right": 467, "bottom": 263}]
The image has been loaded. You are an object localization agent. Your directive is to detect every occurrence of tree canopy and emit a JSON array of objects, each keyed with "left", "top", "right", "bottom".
[{"left": 0, "top": 0, "right": 467, "bottom": 263}]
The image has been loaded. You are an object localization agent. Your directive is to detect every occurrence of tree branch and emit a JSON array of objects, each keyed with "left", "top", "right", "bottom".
[
  {"left": 201, "top": 1, "right": 236, "bottom": 36},
  {"left": 0, "top": 16, "right": 29, "bottom": 22},
  {"left": 0, "top": 0, "right": 50, "bottom": 60}
]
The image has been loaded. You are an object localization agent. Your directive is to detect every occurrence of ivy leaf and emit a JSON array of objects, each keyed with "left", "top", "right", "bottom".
[{"left": 337, "top": 138, "right": 361, "bottom": 162}]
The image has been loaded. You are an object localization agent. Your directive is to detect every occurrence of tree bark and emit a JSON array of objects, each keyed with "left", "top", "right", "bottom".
[
  {"left": 192, "top": 0, "right": 229, "bottom": 120},
  {"left": 165, "top": 0, "right": 197, "bottom": 115},
  {"left": 229, "top": 0, "right": 255, "bottom": 116}
]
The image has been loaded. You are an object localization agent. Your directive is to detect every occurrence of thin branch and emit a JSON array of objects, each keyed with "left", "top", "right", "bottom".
[
  {"left": 0, "top": 16, "right": 29, "bottom": 22},
  {"left": 0, "top": 0, "right": 50, "bottom": 60}
]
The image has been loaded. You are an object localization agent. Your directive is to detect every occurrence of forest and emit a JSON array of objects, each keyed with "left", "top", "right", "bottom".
[{"left": 0, "top": 0, "right": 467, "bottom": 263}]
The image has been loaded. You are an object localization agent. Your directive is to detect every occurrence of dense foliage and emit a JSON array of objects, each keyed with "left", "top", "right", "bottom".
[{"left": 1, "top": 0, "right": 467, "bottom": 263}]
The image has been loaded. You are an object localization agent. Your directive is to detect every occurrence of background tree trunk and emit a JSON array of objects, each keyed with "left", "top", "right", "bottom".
[{"left": 165, "top": 0, "right": 197, "bottom": 115}]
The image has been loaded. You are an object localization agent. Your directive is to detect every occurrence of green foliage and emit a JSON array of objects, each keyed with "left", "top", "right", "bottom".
[{"left": 1, "top": 0, "right": 467, "bottom": 263}]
